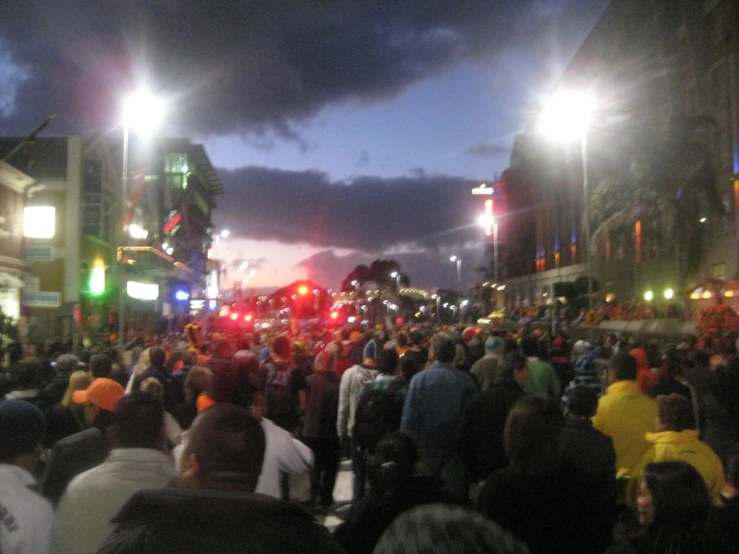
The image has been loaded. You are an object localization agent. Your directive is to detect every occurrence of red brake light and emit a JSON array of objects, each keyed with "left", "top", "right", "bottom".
[
  {"left": 245, "top": 314, "right": 252, "bottom": 322},
  {"left": 230, "top": 313, "right": 238, "bottom": 321},
  {"left": 330, "top": 311, "right": 339, "bottom": 320}
]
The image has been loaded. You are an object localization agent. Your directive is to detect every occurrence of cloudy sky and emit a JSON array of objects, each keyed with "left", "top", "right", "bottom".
[{"left": 0, "top": 0, "right": 608, "bottom": 292}]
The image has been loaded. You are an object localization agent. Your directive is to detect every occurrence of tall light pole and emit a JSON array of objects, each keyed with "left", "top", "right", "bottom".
[
  {"left": 390, "top": 271, "right": 401, "bottom": 290},
  {"left": 539, "top": 90, "right": 596, "bottom": 334},
  {"left": 118, "top": 88, "right": 166, "bottom": 345},
  {"left": 449, "top": 256, "right": 463, "bottom": 322}
]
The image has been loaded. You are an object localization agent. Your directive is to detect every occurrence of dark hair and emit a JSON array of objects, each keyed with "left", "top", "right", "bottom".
[
  {"left": 271, "top": 335, "right": 290, "bottom": 358},
  {"left": 504, "top": 396, "right": 563, "bottom": 476},
  {"left": 520, "top": 336, "right": 538, "bottom": 357},
  {"left": 371, "top": 431, "right": 419, "bottom": 496},
  {"left": 185, "top": 404, "right": 265, "bottom": 493},
  {"left": 409, "top": 330, "right": 423, "bottom": 346},
  {"left": 89, "top": 353, "right": 113, "bottom": 379},
  {"left": 377, "top": 349, "right": 400, "bottom": 376},
  {"left": 504, "top": 338, "right": 518, "bottom": 354},
  {"left": 114, "top": 392, "right": 164, "bottom": 449},
  {"left": 12, "top": 358, "right": 44, "bottom": 389},
  {"left": 207, "top": 360, "right": 261, "bottom": 408},
  {"left": 395, "top": 332, "right": 409, "bottom": 348},
  {"left": 430, "top": 333, "right": 456, "bottom": 363},
  {"left": 657, "top": 394, "right": 696, "bottom": 431},
  {"left": 398, "top": 356, "right": 420, "bottom": 383},
  {"left": 501, "top": 352, "right": 527, "bottom": 380},
  {"left": 182, "top": 350, "right": 198, "bottom": 367},
  {"left": 641, "top": 461, "right": 713, "bottom": 552},
  {"left": 566, "top": 386, "right": 598, "bottom": 418},
  {"left": 611, "top": 352, "right": 637, "bottom": 381},
  {"left": 149, "top": 346, "right": 166, "bottom": 368}
]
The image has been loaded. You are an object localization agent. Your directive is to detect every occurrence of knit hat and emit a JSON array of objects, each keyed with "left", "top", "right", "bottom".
[
  {"left": 0, "top": 400, "right": 46, "bottom": 457},
  {"left": 462, "top": 327, "right": 477, "bottom": 342},
  {"left": 73, "top": 378, "right": 125, "bottom": 412},
  {"left": 484, "top": 336, "right": 504, "bottom": 354}
]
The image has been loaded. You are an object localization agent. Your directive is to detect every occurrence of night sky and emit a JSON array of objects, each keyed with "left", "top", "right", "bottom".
[{"left": 0, "top": 1, "right": 608, "bottom": 292}]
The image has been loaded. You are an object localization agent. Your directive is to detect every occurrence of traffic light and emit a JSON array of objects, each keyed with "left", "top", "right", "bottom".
[
  {"left": 330, "top": 311, "right": 339, "bottom": 320},
  {"left": 298, "top": 285, "right": 309, "bottom": 296}
]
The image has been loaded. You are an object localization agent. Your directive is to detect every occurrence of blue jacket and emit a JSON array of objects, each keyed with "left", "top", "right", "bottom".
[{"left": 400, "top": 361, "right": 477, "bottom": 474}]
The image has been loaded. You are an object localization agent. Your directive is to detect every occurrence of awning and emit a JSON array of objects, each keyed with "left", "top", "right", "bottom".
[{"left": 0, "top": 272, "right": 24, "bottom": 288}]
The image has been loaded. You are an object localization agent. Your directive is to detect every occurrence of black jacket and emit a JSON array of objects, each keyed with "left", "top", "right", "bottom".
[
  {"left": 561, "top": 416, "right": 617, "bottom": 505},
  {"left": 40, "top": 426, "right": 108, "bottom": 504},
  {"left": 334, "top": 474, "right": 451, "bottom": 554},
  {"left": 98, "top": 488, "right": 345, "bottom": 554},
  {"left": 479, "top": 464, "right": 609, "bottom": 554},
  {"left": 457, "top": 378, "right": 525, "bottom": 481}
]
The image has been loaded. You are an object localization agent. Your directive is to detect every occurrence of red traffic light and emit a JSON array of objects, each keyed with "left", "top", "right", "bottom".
[
  {"left": 244, "top": 314, "right": 252, "bottom": 322},
  {"left": 330, "top": 311, "right": 339, "bottom": 320},
  {"left": 230, "top": 313, "right": 238, "bottom": 321},
  {"left": 298, "top": 285, "right": 309, "bottom": 296}
]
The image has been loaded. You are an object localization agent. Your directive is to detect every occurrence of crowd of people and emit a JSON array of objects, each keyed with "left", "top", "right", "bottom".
[{"left": 1, "top": 321, "right": 738, "bottom": 553}]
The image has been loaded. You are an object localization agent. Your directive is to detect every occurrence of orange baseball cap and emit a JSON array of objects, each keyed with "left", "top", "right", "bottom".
[{"left": 73, "top": 378, "right": 125, "bottom": 412}]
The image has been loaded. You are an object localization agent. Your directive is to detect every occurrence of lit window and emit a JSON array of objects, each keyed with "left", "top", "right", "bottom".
[{"left": 23, "top": 206, "right": 56, "bottom": 238}]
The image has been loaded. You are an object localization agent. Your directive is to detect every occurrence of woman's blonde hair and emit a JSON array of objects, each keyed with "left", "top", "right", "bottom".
[
  {"left": 133, "top": 347, "right": 152, "bottom": 376},
  {"left": 60, "top": 370, "right": 93, "bottom": 407}
]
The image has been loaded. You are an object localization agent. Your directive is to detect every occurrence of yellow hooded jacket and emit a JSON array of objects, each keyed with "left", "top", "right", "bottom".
[
  {"left": 592, "top": 380, "right": 657, "bottom": 475},
  {"left": 627, "top": 429, "right": 726, "bottom": 506}
]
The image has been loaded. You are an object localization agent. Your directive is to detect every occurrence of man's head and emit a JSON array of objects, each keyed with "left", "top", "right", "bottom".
[
  {"left": 149, "top": 346, "right": 166, "bottom": 368},
  {"left": 501, "top": 352, "right": 529, "bottom": 387},
  {"left": 56, "top": 353, "right": 80, "bottom": 374},
  {"left": 271, "top": 335, "right": 290, "bottom": 359},
  {"left": 89, "top": 353, "right": 113, "bottom": 379},
  {"left": 610, "top": 352, "right": 638, "bottom": 382},
  {"left": 519, "top": 336, "right": 538, "bottom": 358},
  {"left": 0, "top": 400, "right": 46, "bottom": 471},
  {"left": 111, "top": 392, "right": 165, "bottom": 450},
  {"left": 73, "top": 377, "right": 125, "bottom": 427},
  {"left": 429, "top": 333, "right": 456, "bottom": 364},
  {"left": 181, "top": 403, "right": 266, "bottom": 493},
  {"left": 565, "top": 386, "right": 598, "bottom": 418},
  {"left": 656, "top": 394, "right": 696, "bottom": 432},
  {"left": 314, "top": 349, "right": 333, "bottom": 373}
]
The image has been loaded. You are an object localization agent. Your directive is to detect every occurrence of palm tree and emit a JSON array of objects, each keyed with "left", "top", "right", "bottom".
[{"left": 590, "top": 115, "right": 724, "bottom": 290}]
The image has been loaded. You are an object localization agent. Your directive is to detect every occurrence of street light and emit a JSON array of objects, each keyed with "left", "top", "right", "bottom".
[
  {"left": 390, "top": 271, "right": 401, "bottom": 290},
  {"left": 477, "top": 213, "right": 499, "bottom": 291},
  {"left": 539, "top": 89, "right": 596, "bottom": 326},
  {"left": 118, "top": 87, "right": 167, "bottom": 345},
  {"left": 450, "top": 255, "right": 463, "bottom": 322}
]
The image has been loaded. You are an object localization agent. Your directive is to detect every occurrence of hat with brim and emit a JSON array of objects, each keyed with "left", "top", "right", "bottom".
[{"left": 73, "top": 378, "right": 125, "bottom": 413}]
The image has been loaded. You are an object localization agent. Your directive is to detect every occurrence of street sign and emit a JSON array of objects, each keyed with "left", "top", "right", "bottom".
[{"left": 23, "top": 291, "right": 61, "bottom": 308}]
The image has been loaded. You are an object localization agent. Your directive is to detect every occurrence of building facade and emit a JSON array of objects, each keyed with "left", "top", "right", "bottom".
[
  {"left": 503, "top": 0, "right": 739, "bottom": 310},
  {"left": 0, "top": 135, "right": 222, "bottom": 345}
]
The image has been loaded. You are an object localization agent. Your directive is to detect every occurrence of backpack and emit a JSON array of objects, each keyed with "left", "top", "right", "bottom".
[
  {"left": 264, "top": 360, "right": 294, "bottom": 423},
  {"left": 352, "top": 380, "right": 405, "bottom": 451}
]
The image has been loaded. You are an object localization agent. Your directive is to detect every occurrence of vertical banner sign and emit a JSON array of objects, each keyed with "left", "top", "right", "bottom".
[{"left": 81, "top": 160, "right": 103, "bottom": 237}]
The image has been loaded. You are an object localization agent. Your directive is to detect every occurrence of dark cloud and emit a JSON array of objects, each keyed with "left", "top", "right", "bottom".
[
  {"left": 0, "top": 1, "right": 608, "bottom": 137},
  {"left": 215, "top": 165, "right": 491, "bottom": 254},
  {"left": 464, "top": 141, "right": 510, "bottom": 158}
]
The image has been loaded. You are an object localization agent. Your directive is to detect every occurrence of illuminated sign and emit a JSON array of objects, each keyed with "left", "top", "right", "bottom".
[
  {"left": 163, "top": 213, "right": 182, "bottom": 234},
  {"left": 471, "top": 183, "right": 494, "bottom": 196},
  {"left": 89, "top": 259, "right": 106, "bottom": 295},
  {"left": 126, "top": 281, "right": 159, "bottom": 300},
  {"left": 484, "top": 199, "right": 494, "bottom": 237},
  {"left": 23, "top": 206, "right": 56, "bottom": 238}
]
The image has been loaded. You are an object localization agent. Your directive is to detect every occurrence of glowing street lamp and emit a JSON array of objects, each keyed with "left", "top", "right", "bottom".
[
  {"left": 118, "top": 86, "right": 167, "bottom": 345},
  {"left": 539, "top": 89, "right": 597, "bottom": 327}
]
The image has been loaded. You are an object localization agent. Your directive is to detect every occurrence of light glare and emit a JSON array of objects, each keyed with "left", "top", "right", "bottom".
[
  {"left": 123, "top": 88, "right": 166, "bottom": 137},
  {"left": 538, "top": 90, "right": 595, "bottom": 141}
]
